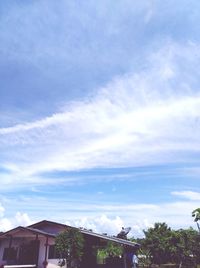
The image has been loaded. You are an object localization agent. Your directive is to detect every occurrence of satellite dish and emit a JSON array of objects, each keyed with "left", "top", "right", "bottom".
[
  {"left": 117, "top": 227, "right": 131, "bottom": 239},
  {"left": 123, "top": 227, "right": 131, "bottom": 235}
]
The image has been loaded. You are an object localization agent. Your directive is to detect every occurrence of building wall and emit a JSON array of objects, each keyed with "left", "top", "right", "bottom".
[
  {"left": 0, "top": 236, "right": 61, "bottom": 268},
  {"left": 0, "top": 237, "right": 41, "bottom": 266},
  {"left": 36, "top": 225, "right": 67, "bottom": 268},
  {"left": 38, "top": 236, "right": 66, "bottom": 268},
  {"left": 0, "top": 238, "right": 9, "bottom": 266},
  {"left": 37, "top": 236, "right": 46, "bottom": 268},
  {"left": 0, "top": 227, "right": 66, "bottom": 268}
]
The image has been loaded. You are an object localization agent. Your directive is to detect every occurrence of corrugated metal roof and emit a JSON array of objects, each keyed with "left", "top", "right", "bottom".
[
  {"left": 29, "top": 220, "right": 140, "bottom": 248},
  {"left": 0, "top": 220, "right": 140, "bottom": 248},
  {"left": 80, "top": 228, "right": 140, "bottom": 248}
]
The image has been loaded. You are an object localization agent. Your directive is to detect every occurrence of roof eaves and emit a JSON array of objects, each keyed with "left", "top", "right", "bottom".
[
  {"left": 0, "top": 226, "right": 55, "bottom": 238},
  {"left": 80, "top": 229, "right": 140, "bottom": 248}
]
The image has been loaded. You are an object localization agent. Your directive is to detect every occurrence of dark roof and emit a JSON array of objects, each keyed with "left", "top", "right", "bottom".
[
  {"left": 29, "top": 220, "right": 140, "bottom": 248},
  {"left": 28, "top": 219, "right": 69, "bottom": 229},
  {"left": 26, "top": 227, "right": 55, "bottom": 237},
  {"left": 0, "top": 220, "right": 140, "bottom": 248},
  {"left": 80, "top": 228, "right": 140, "bottom": 248},
  {"left": 0, "top": 226, "right": 55, "bottom": 238}
]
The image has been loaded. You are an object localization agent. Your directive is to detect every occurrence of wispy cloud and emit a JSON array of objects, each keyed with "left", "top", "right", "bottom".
[
  {"left": 172, "top": 191, "right": 200, "bottom": 201},
  {"left": 1, "top": 0, "right": 200, "bottom": 235},
  {"left": 1, "top": 42, "right": 200, "bottom": 188}
]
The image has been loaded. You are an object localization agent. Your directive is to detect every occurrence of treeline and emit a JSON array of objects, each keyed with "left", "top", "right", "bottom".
[{"left": 134, "top": 222, "right": 200, "bottom": 267}]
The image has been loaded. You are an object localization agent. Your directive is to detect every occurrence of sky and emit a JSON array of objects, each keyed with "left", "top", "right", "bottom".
[{"left": 0, "top": 0, "right": 200, "bottom": 237}]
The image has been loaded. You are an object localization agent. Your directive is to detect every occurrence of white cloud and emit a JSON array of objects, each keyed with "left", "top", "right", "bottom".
[
  {"left": 1, "top": 42, "right": 200, "bottom": 188},
  {"left": 67, "top": 214, "right": 154, "bottom": 238},
  {"left": 0, "top": 218, "right": 13, "bottom": 232},
  {"left": 0, "top": 202, "right": 32, "bottom": 232},
  {"left": 0, "top": 1, "right": 200, "bottom": 236},
  {"left": 0, "top": 212, "right": 32, "bottom": 232},
  {"left": 62, "top": 199, "right": 199, "bottom": 238},
  {"left": 0, "top": 196, "right": 198, "bottom": 236},
  {"left": 171, "top": 191, "right": 200, "bottom": 201},
  {"left": 66, "top": 215, "right": 124, "bottom": 236},
  {"left": 15, "top": 212, "right": 33, "bottom": 226}
]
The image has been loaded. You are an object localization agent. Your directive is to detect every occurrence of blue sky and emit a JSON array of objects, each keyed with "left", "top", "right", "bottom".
[{"left": 0, "top": 0, "right": 200, "bottom": 236}]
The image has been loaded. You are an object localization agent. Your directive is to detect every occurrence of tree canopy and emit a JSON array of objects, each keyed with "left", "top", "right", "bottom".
[
  {"left": 55, "top": 228, "right": 84, "bottom": 268},
  {"left": 138, "top": 222, "right": 200, "bottom": 267}
]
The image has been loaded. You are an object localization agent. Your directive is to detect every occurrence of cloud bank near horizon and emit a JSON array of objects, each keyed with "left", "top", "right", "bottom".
[{"left": 0, "top": 189, "right": 199, "bottom": 237}]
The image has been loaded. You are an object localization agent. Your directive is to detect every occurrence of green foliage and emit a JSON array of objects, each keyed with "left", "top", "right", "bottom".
[
  {"left": 141, "top": 222, "right": 200, "bottom": 267},
  {"left": 142, "top": 223, "right": 172, "bottom": 265},
  {"left": 170, "top": 228, "right": 199, "bottom": 265},
  {"left": 98, "top": 241, "right": 123, "bottom": 258},
  {"left": 97, "top": 241, "right": 123, "bottom": 264},
  {"left": 55, "top": 228, "right": 84, "bottom": 267},
  {"left": 137, "top": 248, "right": 152, "bottom": 267}
]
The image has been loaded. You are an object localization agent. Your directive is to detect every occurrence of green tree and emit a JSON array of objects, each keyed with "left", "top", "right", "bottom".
[
  {"left": 97, "top": 241, "right": 123, "bottom": 263},
  {"left": 137, "top": 248, "right": 152, "bottom": 268},
  {"left": 192, "top": 208, "right": 200, "bottom": 233},
  {"left": 142, "top": 222, "right": 172, "bottom": 265},
  {"left": 103, "top": 241, "right": 123, "bottom": 257},
  {"left": 142, "top": 223, "right": 199, "bottom": 267},
  {"left": 170, "top": 228, "right": 198, "bottom": 267},
  {"left": 97, "top": 241, "right": 123, "bottom": 262},
  {"left": 55, "top": 228, "right": 84, "bottom": 268}
]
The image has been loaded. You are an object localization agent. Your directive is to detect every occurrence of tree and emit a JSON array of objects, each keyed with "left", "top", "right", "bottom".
[
  {"left": 55, "top": 228, "right": 84, "bottom": 268},
  {"left": 137, "top": 248, "right": 151, "bottom": 268},
  {"left": 170, "top": 228, "right": 198, "bottom": 267},
  {"left": 142, "top": 222, "right": 172, "bottom": 265},
  {"left": 97, "top": 241, "right": 123, "bottom": 264},
  {"left": 142, "top": 223, "right": 199, "bottom": 267},
  {"left": 192, "top": 208, "right": 200, "bottom": 233},
  {"left": 102, "top": 241, "right": 123, "bottom": 257}
]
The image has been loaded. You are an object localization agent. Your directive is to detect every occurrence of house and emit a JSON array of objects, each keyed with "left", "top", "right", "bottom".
[{"left": 0, "top": 220, "right": 140, "bottom": 268}]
